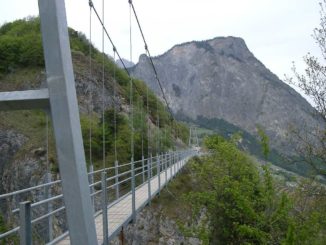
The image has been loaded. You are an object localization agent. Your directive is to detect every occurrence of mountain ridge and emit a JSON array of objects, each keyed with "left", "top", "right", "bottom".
[{"left": 130, "top": 36, "right": 323, "bottom": 160}]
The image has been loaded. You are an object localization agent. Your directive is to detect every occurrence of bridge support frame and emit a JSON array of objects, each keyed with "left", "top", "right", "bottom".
[
  {"left": 38, "top": 1, "right": 97, "bottom": 244},
  {"left": 20, "top": 201, "right": 32, "bottom": 245},
  {"left": 0, "top": 0, "right": 98, "bottom": 244}
]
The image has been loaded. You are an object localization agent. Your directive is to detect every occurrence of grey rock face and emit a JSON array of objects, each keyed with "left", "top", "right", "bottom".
[
  {"left": 131, "top": 36, "right": 322, "bottom": 153},
  {"left": 110, "top": 206, "right": 202, "bottom": 245},
  {"left": 0, "top": 130, "right": 27, "bottom": 192},
  {"left": 116, "top": 58, "right": 135, "bottom": 69}
]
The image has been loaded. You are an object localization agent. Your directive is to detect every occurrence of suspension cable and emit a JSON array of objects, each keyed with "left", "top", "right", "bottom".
[
  {"left": 88, "top": 2, "right": 93, "bottom": 167},
  {"left": 147, "top": 85, "right": 151, "bottom": 156},
  {"left": 129, "top": 0, "right": 175, "bottom": 121},
  {"left": 140, "top": 98, "right": 144, "bottom": 157},
  {"left": 88, "top": 0, "right": 144, "bottom": 99},
  {"left": 156, "top": 93, "right": 160, "bottom": 154},
  {"left": 46, "top": 114, "right": 49, "bottom": 175},
  {"left": 129, "top": 0, "right": 134, "bottom": 158},
  {"left": 113, "top": 49, "right": 118, "bottom": 162},
  {"left": 101, "top": 0, "right": 106, "bottom": 169}
]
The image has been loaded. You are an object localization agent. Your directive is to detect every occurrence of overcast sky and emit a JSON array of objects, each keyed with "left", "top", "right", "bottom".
[{"left": 0, "top": 0, "right": 322, "bottom": 81}]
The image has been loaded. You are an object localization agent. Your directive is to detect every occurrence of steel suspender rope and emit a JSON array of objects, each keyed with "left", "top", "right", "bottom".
[
  {"left": 156, "top": 96, "right": 159, "bottom": 155},
  {"left": 140, "top": 99, "right": 144, "bottom": 157},
  {"left": 113, "top": 50, "right": 117, "bottom": 163},
  {"left": 89, "top": 1, "right": 93, "bottom": 168},
  {"left": 101, "top": 0, "right": 106, "bottom": 171},
  {"left": 129, "top": 0, "right": 136, "bottom": 222},
  {"left": 88, "top": 1, "right": 95, "bottom": 212},
  {"left": 129, "top": 0, "right": 134, "bottom": 159},
  {"left": 45, "top": 114, "right": 52, "bottom": 242},
  {"left": 101, "top": 1, "right": 109, "bottom": 243}
]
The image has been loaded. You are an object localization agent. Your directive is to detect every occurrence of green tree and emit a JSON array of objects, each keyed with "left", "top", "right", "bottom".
[
  {"left": 257, "top": 125, "right": 270, "bottom": 159},
  {"left": 187, "top": 135, "right": 293, "bottom": 244},
  {"left": 287, "top": 1, "right": 326, "bottom": 176}
]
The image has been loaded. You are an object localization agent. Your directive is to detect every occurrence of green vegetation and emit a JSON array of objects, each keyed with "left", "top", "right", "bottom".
[
  {"left": 287, "top": 0, "right": 326, "bottom": 179},
  {"left": 0, "top": 17, "right": 43, "bottom": 74},
  {"left": 187, "top": 135, "right": 292, "bottom": 244},
  {"left": 195, "top": 116, "right": 283, "bottom": 163},
  {"left": 257, "top": 125, "right": 270, "bottom": 159},
  {"left": 0, "top": 17, "right": 189, "bottom": 171},
  {"left": 154, "top": 134, "right": 326, "bottom": 244},
  {"left": 0, "top": 214, "right": 18, "bottom": 245}
]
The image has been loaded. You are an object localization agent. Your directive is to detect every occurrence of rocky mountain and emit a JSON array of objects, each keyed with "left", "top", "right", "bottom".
[
  {"left": 116, "top": 58, "right": 135, "bottom": 69},
  {"left": 131, "top": 36, "right": 323, "bottom": 157}
]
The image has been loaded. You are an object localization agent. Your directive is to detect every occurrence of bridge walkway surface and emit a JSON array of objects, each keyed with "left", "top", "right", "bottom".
[{"left": 57, "top": 155, "right": 192, "bottom": 244}]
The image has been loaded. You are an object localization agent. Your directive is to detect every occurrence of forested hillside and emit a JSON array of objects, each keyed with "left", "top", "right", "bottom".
[
  {"left": 120, "top": 135, "right": 326, "bottom": 244},
  {"left": 0, "top": 17, "right": 189, "bottom": 168}
]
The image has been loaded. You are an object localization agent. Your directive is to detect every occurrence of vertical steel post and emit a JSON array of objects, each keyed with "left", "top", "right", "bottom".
[
  {"left": 131, "top": 158, "right": 136, "bottom": 221},
  {"left": 188, "top": 127, "right": 192, "bottom": 147},
  {"left": 174, "top": 152, "right": 176, "bottom": 177},
  {"left": 150, "top": 154, "right": 153, "bottom": 177},
  {"left": 38, "top": 1, "right": 97, "bottom": 243},
  {"left": 20, "top": 201, "right": 32, "bottom": 245},
  {"left": 157, "top": 154, "right": 161, "bottom": 194},
  {"left": 183, "top": 152, "right": 185, "bottom": 166},
  {"left": 178, "top": 152, "right": 180, "bottom": 173},
  {"left": 164, "top": 153, "right": 167, "bottom": 185},
  {"left": 176, "top": 152, "right": 178, "bottom": 174},
  {"left": 88, "top": 164, "right": 95, "bottom": 211},
  {"left": 45, "top": 172, "right": 53, "bottom": 242},
  {"left": 141, "top": 155, "right": 145, "bottom": 184},
  {"left": 147, "top": 157, "right": 151, "bottom": 205},
  {"left": 115, "top": 160, "right": 119, "bottom": 199},
  {"left": 177, "top": 152, "right": 179, "bottom": 173},
  {"left": 169, "top": 152, "right": 172, "bottom": 180},
  {"left": 101, "top": 172, "right": 108, "bottom": 245}
]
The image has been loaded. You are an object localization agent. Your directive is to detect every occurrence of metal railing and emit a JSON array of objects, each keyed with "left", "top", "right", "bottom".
[{"left": 0, "top": 149, "right": 197, "bottom": 244}]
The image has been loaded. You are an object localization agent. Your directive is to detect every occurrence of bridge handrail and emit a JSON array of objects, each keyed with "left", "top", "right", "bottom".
[
  {"left": 0, "top": 149, "right": 196, "bottom": 243},
  {"left": 0, "top": 179, "right": 62, "bottom": 199}
]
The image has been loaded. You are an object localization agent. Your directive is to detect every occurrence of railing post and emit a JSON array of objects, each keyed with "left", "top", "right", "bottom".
[
  {"left": 150, "top": 154, "right": 153, "bottom": 178},
  {"left": 174, "top": 152, "right": 176, "bottom": 177},
  {"left": 142, "top": 155, "right": 145, "bottom": 184},
  {"left": 45, "top": 172, "right": 53, "bottom": 243},
  {"left": 115, "top": 160, "right": 119, "bottom": 200},
  {"left": 157, "top": 154, "right": 161, "bottom": 194},
  {"left": 175, "top": 151, "right": 179, "bottom": 174},
  {"left": 20, "top": 201, "right": 32, "bottom": 245},
  {"left": 169, "top": 152, "right": 172, "bottom": 180},
  {"left": 131, "top": 157, "right": 136, "bottom": 222},
  {"left": 88, "top": 164, "right": 95, "bottom": 211},
  {"left": 164, "top": 152, "right": 167, "bottom": 185},
  {"left": 182, "top": 151, "right": 185, "bottom": 167},
  {"left": 101, "top": 172, "right": 108, "bottom": 245},
  {"left": 176, "top": 151, "right": 179, "bottom": 174},
  {"left": 178, "top": 151, "right": 181, "bottom": 172},
  {"left": 147, "top": 155, "right": 152, "bottom": 205}
]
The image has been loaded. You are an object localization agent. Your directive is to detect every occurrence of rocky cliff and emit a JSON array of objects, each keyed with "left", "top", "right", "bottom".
[{"left": 131, "top": 37, "right": 323, "bottom": 155}]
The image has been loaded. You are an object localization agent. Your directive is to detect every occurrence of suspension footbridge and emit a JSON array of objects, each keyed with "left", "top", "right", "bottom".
[
  {"left": 0, "top": 150, "right": 196, "bottom": 244},
  {"left": 0, "top": 0, "right": 198, "bottom": 244}
]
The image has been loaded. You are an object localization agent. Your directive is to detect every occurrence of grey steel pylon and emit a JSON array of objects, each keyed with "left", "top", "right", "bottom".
[{"left": 0, "top": 0, "right": 97, "bottom": 244}]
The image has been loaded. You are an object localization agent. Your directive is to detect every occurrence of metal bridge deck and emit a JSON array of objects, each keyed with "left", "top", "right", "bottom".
[{"left": 58, "top": 158, "right": 187, "bottom": 244}]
